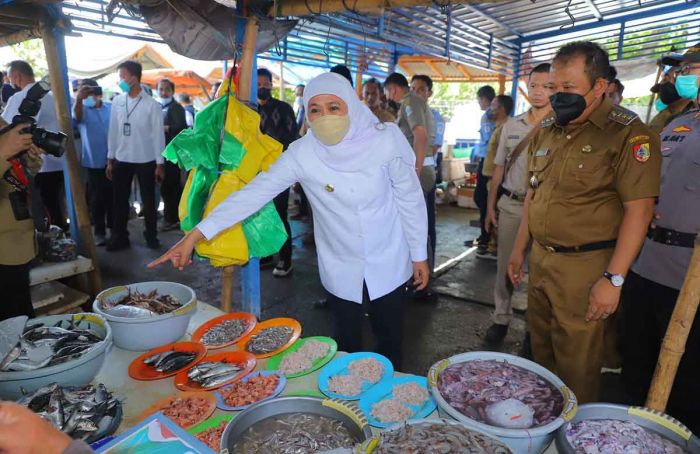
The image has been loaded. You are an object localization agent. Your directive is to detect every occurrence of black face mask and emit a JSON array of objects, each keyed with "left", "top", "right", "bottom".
[
  {"left": 549, "top": 91, "right": 589, "bottom": 126},
  {"left": 654, "top": 82, "right": 682, "bottom": 106},
  {"left": 258, "top": 88, "right": 271, "bottom": 101},
  {"left": 387, "top": 100, "right": 399, "bottom": 111}
]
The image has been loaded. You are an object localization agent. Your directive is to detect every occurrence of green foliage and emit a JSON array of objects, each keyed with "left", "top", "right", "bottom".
[
  {"left": 272, "top": 87, "right": 296, "bottom": 103},
  {"left": 9, "top": 39, "right": 48, "bottom": 79},
  {"left": 430, "top": 82, "right": 508, "bottom": 121}
]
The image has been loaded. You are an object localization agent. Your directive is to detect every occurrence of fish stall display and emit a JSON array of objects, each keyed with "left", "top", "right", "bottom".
[
  {"left": 153, "top": 395, "right": 215, "bottom": 429},
  {"left": 373, "top": 421, "right": 513, "bottom": 454},
  {"left": 565, "top": 419, "right": 686, "bottom": 454},
  {"left": 100, "top": 289, "right": 182, "bottom": 317},
  {"left": 328, "top": 374, "right": 365, "bottom": 396},
  {"left": 201, "top": 319, "right": 251, "bottom": 346},
  {"left": 246, "top": 326, "right": 293, "bottom": 355},
  {"left": 18, "top": 383, "right": 121, "bottom": 442},
  {"left": 195, "top": 420, "right": 229, "bottom": 450},
  {"left": 370, "top": 383, "right": 431, "bottom": 424},
  {"left": 187, "top": 361, "right": 244, "bottom": 389},
  {"left": 327, "top": 357, "right": 386, "bottom": 397},
  {"left": 437, "top": 359, "right": 564, "bottom": 429},
  {"left": 221, "top": 374, "right": 280, "bottom": 408},
  {"left": 348, "top": 358, "right": 384, "bottom": 384},
  {"left": 143, "top": 350, "right": 198, "bottom": 374},
  {"left": 279, "top": 339, "right": 330, "bottom": 375},
  {"left": 231, "top": 413, "right": 357, "bottom": 453},
  {"left": 1, "top": 318, "right": 105, "bottom": 372}
]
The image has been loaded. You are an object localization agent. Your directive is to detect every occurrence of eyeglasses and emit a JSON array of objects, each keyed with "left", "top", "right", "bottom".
[{"left": 679, "top": 64, "right": 700, "bottom": 75}]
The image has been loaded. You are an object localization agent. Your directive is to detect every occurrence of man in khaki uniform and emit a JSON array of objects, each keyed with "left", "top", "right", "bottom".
[
  {"left": 484, "top": 63, "right": 552, "bottom": 343},
  {"left": 508, "top": 42, "right": 661, "bottom": 403},
  {"left": 385, "top": 73, "right": 437, "bottom": 292},
  {"left": 362, "top": 78, "right": 396, "bottom": 123}
]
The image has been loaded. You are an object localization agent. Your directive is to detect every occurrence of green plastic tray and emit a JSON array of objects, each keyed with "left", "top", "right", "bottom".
[
  {"left": 187, "top": 413, "right": 235, "bottom": 436},
  {"left": 266, "top": 336, "right": 338, "bottom": 378}
]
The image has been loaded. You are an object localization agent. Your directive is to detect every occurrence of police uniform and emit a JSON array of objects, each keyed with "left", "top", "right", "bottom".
[
  {"left": 491, "top": 112, "right": 535, "bottom": 325},
  {"left": 527, "top": 98, "right": 661, "bottom": 403},
  {"left": 648, "top": 102, "right": 696, "bottom": 135},
  {"left": 619, "top": 109, "right": 700, "bottom": 433}
]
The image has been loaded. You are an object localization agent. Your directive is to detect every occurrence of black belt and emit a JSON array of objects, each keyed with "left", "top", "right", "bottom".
[
  {"left": 539, "top": 239, "right": 617, "bottom": 253},
  {"left": 500, "top": 187, "right": 526, "bottom": 202},
  {"left": 647, "top": 226, "right": 697, "bottom": 248}
]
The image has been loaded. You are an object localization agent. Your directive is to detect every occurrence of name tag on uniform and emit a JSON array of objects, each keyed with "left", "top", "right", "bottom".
[
  {"left": 535, "top": 148, "right": 549, "bottom": 157},
  {"left": 123, "top": 123, "right": 131, "bottom": 136},
  {"left": 508, "top": 135, "right": 520, "bottom": 140}
]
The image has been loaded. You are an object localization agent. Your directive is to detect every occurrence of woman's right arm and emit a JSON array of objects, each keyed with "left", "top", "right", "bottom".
[{"left": 149, "top": 150, "right": 301, "bottom": 270}]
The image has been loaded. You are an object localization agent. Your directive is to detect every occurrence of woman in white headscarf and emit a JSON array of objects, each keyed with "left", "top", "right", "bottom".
[{"left": 150, "top": 73, "right": 428, "bottom": 368}]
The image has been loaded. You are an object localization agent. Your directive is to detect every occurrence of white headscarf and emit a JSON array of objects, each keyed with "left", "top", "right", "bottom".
[{"left": 298, "top": 72, "right": 415, "bottom": 172}]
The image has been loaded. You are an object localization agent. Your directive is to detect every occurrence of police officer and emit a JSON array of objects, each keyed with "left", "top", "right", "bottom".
[
  {"left": 618, "top": 56, "right": 700, "bottom": 435},
  {"left": 648, "top": 47, "right": 700, "bottom": 134},
  {"left": 484, "top": 63, "right": 552, "bottom": 344},
  {"left": 508, "top": 41, "right": 661, "bottom": 403}
]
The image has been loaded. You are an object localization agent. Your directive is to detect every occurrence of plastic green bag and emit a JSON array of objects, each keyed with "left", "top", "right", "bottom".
[
  {"left": 180, "top": 167, "right": 219, "bottom": 232},
  {"left": 242, "top": 202, "right": 288, "bottom": 258}
]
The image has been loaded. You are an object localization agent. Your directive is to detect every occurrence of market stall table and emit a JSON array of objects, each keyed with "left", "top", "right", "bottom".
[{"left": 94, "top": 301, "right": 560, "bottom": 452}]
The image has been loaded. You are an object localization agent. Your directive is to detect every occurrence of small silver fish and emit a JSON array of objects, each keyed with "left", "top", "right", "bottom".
[
  {"left": 0, "top": 342, "right": 21, "bottom": 371},
  {"left": 201, "top": 371, "right": 241, "bottom": 388},
  {"left": 198, "top": 363, "right": 242, "bottom": 380}
]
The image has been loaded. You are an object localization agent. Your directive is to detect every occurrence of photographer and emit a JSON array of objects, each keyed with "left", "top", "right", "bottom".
[
  {"left": 2, "top": 60, "right": 66, "bottom": 231},
  {"left": 0, "top": 122, "right": 43, "bottom": 321}
]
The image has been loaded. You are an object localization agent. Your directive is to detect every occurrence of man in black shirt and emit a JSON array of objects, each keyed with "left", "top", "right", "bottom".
[
  {"left": 158, "top": 78, "right": 187, "bottom": 232},
  {"left": 257, "top": 68, "right": 299, "bottom": 277}
]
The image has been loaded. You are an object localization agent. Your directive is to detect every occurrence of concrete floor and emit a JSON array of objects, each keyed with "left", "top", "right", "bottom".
[{"left": 95, "top": 203, "right": 530, "bottom": 377}]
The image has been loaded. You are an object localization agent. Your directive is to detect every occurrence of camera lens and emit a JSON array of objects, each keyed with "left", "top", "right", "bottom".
[{"left": 32, "top": 128, "right": 67, "bottom": 157}]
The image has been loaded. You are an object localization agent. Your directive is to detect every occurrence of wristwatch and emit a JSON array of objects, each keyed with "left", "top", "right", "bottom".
[{"left": 603, "top": 271, "right": 625, "bottom": 287}]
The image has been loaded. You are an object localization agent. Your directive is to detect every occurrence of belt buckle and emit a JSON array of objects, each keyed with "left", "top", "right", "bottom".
[{"left": 545, "top": 245, "right": 556, "bottom": 253}]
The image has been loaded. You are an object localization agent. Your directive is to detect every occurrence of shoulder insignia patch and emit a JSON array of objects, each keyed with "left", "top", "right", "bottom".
[
  {"left": 633, "top": 143, "right": 650, "bottom": 163},
  {"left": 672, "top": 125, "right": 691, "bottom": 133},
  {"left": 628, "top": 135, "right": 649, "bottom": 144},
  {"left": 609, "top": 105, "right": 638, "bottom": 125},
  {"left": 541, "top": 115, "right": 556, "bottom": 128}
]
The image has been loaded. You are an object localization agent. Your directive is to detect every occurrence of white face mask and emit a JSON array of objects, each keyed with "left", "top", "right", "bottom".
[{"left": 310, "top": 115, "right": 350, "bottom": 146}]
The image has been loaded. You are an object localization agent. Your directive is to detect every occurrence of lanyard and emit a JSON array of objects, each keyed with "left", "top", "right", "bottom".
[{"left": 125, "top": 95, "right": 142, "bottom": 122}]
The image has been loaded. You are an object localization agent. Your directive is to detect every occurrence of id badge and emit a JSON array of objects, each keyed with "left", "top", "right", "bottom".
[{"left": 123, "top": 123, "right": 131, "bottom": 136}]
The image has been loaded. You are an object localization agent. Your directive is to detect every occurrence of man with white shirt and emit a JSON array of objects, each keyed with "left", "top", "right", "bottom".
[
  {"left": 3, "top": 60, "right": 67, "bottom": 231},
  {"left": 106, "top": 60, "right": 165, "bottom": 251}
]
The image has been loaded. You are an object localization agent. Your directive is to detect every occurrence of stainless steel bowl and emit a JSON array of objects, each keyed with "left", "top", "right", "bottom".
[
  {"left": 221, "top": 396, "right": 372, "bottom": 452},
  {"left": 556, "top": 403, "right": 700, "bottom": 453}
]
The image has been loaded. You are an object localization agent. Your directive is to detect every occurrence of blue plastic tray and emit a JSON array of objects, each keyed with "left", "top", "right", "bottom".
[
  {"left": 358, "top": 375, "right": 436, "bottom": 428},
  {"left": 318, "top": 352, "right": 394, "bottom": 401},
  {"left": 215, "top": 371, "right": 286, "bottom": 411}
]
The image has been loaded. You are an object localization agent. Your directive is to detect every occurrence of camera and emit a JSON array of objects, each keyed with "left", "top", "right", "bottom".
[{"left": 0, "top": 80, "right": 67, "bottom": 157}]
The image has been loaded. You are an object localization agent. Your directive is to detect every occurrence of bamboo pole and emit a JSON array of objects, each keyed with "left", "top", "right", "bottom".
[
  {"left": 41, "top": 25, "right": 102, "bottom": 297},
  {"left": 220, "top": 17, "right": 259, "bottom": 313},
  {"left": 646, "top": 238, "right": 700, "bottom": 411},
  {"left": 646, "top": 64, "right": 663, "bottom": 124}
]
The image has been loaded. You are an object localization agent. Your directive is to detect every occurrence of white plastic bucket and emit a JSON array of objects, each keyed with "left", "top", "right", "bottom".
[
  {"left": 427, "top": 351, "right": 578, "bottom": 454},
  {"left": 93, "top": 281, "right": 197, "bottom": 351},
  {"left": 0, "top": 313, "right": 112, "bottom": 400}
]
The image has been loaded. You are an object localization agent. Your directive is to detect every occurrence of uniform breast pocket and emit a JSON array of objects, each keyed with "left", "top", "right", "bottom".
[
  {"left": 529, "top": 154, "right": 553, "bottom": 173},
  {"left": 563, "top": 153, "right": 612, "bottom": 191}
]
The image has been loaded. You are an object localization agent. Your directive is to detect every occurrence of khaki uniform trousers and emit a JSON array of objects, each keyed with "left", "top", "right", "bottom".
[
  {"left": 493, "top": 196, "right": 524, "bottom": 325},
  {"left": 528, "top": 241, "right": 616, "bottom": 403}
]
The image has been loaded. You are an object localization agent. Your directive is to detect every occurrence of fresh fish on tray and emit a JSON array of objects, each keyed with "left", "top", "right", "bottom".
[
  {"left": 187, "top": 361, "right": 243, "bottom": 388},
  {"left": 232, "top": 413, "right": 356, "bottom": 453},
  {"left": 17, "top": 383, "right": 121, "bottom": 442},
  {"left": 143, "top": 350, "right": 197, "bottom": 373},
  {"left": 437, "top": 360, "right": 564, "bottom": 429},
  {"left": 373, "top": 421, "right": 512, "bottom": 454},
  {"left": 1, "top": 318, "right": 105, "bottom": 372},
  {"left": 201, "top": 319, "right": 250, "bottom": 345},
  {"left": 246, "top": 326, "right": 293, "bottom": 354},
  {"left": 101, "top": 288, "right": 182, "bottom": 316}
]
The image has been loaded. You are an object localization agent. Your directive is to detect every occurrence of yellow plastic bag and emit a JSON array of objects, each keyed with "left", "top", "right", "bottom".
[{"left": 194, "top": 171, "right": 249, "bottom": 267}]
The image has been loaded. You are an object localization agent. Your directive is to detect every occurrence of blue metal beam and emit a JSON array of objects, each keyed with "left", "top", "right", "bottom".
[
  {"left": 517, "top": 1, "right": 700, "bottom": 44},
  {"left": 510, "top": 42, "right": 522, "bottom": 108},
  {"left": 463, "top": 4, "right": 522, "bottom": 38}
]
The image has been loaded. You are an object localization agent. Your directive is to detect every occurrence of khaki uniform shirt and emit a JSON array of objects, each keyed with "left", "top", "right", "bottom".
[
  {"left": 482, "top": 123, "right": 504, "bottom": 178},
  {"left": 1, "top": 152, "right": 40, "bottom": 266},
  {"left": 368, "top": 105, "right": 396, "bottom": 123},
  {"left": 528, "top": 99, "right": 661, "bottom": 247},
  {"left": 495, "top": 112, "right": 534, "bottom": 195},
  {"left": 397, "top": 91, "right": 434, "bottom": 149}
]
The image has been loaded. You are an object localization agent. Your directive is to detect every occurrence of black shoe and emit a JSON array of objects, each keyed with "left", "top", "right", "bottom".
[
  {"left": 313, "top": 299, "right": 329, "bottom": 309},
  {"left": 519, "top": 332, "right": 532, "bottom": 359},
  {"left": 146, "top": 238, "right": 161, "bottom": 250},
  {"left": 272, "top": 260, "right": 293, "bottom": 277},
  {"left": 485, "top": 323, "right": 509, "bottom": 343},
  {"left": 95, "top": 234, "right": 107, "bottom": 247},
  {"left": 260, "top": 256, "right": 275, "bottom": 269},
  {"left": 106, "top": 237, "right": 130, "bottom": 251}
]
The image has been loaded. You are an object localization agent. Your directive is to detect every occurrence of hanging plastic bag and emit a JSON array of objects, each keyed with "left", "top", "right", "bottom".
[
  {"left": 194, "top": 170, "right": 249, "bottom": 267},
  {"left": 179, "top": 167, "right": 219, "bottom": 232},
  {"left": 242, "top": 202, "right": 288, "bottom": 258}
]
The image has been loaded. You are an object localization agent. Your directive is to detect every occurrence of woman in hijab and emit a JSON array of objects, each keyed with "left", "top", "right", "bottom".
[{"left": 149, "top": 73, "right": 428, "bottom": 368}]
